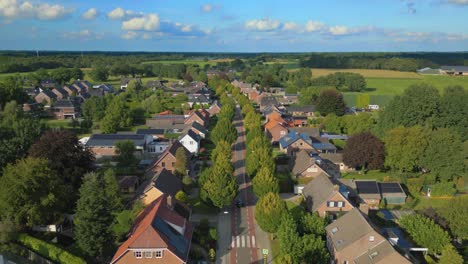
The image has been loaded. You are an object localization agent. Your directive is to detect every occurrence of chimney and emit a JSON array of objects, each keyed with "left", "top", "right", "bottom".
[{"left": 166, "top": 195, "right": 174, "bottom": 210}]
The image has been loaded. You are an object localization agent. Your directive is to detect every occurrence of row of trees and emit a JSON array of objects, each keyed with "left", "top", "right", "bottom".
[{"left": 311, "top": 72, "right": 366, "bottom": 92}]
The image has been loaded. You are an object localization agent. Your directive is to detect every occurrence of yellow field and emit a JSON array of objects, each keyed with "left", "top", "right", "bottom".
[{"left": 311, "top": 68, "right": 422, "bottom": 79}]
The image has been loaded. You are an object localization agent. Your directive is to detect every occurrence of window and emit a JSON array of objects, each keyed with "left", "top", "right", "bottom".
[
  {"left": 337, "top": 201, "right": 344, "bottom": 208},
  {"left": 328, "top": 201, "right": 335, "bottom": 207},
  {"left": 144, "top": 252, "right": 152, "bottom": 258},
  {"left": 172, "top": 162, "right": 175, "bottom": 167},
  {"left": 369, "top": 236, "right": 375, "bottom": 242},
  {"left": 134, "top": 251, "right": 142, "bottom": 258},
  {"left": 280, "top": 131, "right": 286, "bottom": 135},
  {"left": 160, "top": 147, "right": 163, "bottom": 150},
  {"left": 155, "top": 250, "right": 163, "bottom": 258},
  {"left": 162, "top": 162, "right": 166, "bottom": 167}
]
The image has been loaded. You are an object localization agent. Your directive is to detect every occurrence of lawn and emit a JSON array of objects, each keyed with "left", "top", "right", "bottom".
[
  {"left": 341, "top": 170, "right": 397, "bottom": 182},
  {"left": 141, "top": 58, "right": 233, "bottom": 66},
  {"left": 311, "top": 68, "right": 422, "bottom": 79}
]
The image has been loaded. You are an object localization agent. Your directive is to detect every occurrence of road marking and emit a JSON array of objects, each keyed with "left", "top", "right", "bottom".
[
  {"left": 236, "top": 235, "right": 240, "bottom": 248},
  {"left": 247, "top": 235, "right": 251, "bottom": 247},
  {"left": 241, "top": 235, "right": 245, "bottom": 247},
  {"left": 252, "top": 236, "right": 256, "bottom": 248},
  {"left": 231, "top": 236, "right": 235, "bottom": 248}
]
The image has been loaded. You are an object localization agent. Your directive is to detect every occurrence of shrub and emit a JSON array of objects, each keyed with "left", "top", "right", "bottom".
[
  {"left": 430, "top": 181, "right": 456, "bottom": 197},
  {"left": 17, "top": 234, "right": 86, "bottom": 264}
]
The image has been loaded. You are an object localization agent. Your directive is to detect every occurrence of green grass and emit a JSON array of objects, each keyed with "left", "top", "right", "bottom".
[
  {"left": 341, "top": 170, "right": 396, "bottom": 182},
  {"left": 269, "top": 236, "right": 281, "bottom": 264}
]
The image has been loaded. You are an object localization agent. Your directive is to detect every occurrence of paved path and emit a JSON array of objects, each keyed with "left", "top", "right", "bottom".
[{"left": 217, "top": 103, "right": 271, "bottom": 264}]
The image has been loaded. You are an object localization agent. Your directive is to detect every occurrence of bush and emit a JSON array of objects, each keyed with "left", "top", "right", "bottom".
[
  {"left": 17, "top": 234, "right": 86, "bottom": 264},
  {"left": 430, "top": 181, "right": 456, "bottom": 197}
]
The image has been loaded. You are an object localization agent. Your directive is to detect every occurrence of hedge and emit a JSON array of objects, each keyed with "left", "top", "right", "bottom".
[{"left": 17, "top": 234, "right": 86, "bottom": 264}]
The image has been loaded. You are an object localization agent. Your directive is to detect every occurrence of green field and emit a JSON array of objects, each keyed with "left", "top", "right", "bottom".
[{"left": 141, "top": 58, "right": 233, "bottom": 66}]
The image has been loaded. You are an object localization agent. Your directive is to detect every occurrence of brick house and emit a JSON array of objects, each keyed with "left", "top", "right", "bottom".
[
  {"left": 279, "top": 130, "right": 314, "bottom": 154},
  {"left": 184, "top": 111, "right": 208, "bottom": 127},
  {"left": 140, "top": 169, "right": 183, "bottom": 205},
  {"left": 85, "top": 134, "right": 151, "bottom": 158},
  {"left": 51, "top": 87, "right": 68, "bottom": 100},
  {"left": 326, "top": 208, "right": 411, "bottom": 264},
  {"left": 320, "top": 153, "right": 353, "bottom": 172},
  {"left": 302, "top": 173, "right": 354, "bottom": 218},
  {"left": 265, "top": 122, "right": 288, "bottom": 144},
  {"left": 63, "top": 85, "right": 78, "bottom": 96},
  {"left": 50, "top": 99, "right": 80, "bottom": 119},
  {"left": 34, "top": 90, "right": 57, "bottom": 105},
  {"left": 207, "top": 100, "right": 221, "bottom": 116},
  {"left": 184, "top": 121, "right": 208, "bottom": 139},
  {"left": 290, "top": 149, "right": 330, "bottom": 179},
  {"left": 285, "top": 105, "right": 316, "bottom": 117},
  {"left": 146, "top": 141, "right": 191, "bottom": 175},
  {"left": 111, "top": 195, "right": 193, "bottom": 264}
]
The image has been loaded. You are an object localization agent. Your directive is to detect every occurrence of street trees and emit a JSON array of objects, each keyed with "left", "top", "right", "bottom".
[
  {"left": 0, "top": 158, "right": 65, "bottom": 227},
  {"left": 277, "top": 212, "right": 303, "bottom": 262},
  {"left": 210, "top": 117, "right": 237, "bottom": 145},
  {"left": 255, "top": 192, "right": 286, "bottom": 233},
  {"left": 316, "top": 89, "right": 346, "bottom": 116},
  {"left": 252, "top": 166, "right": 279, "bottom": 198},
  {"left": 74, "top": 172, "right": 115, "bottom": 258},
  {"left": 343, "top": 132, "right": 385, "bottom": 171}
]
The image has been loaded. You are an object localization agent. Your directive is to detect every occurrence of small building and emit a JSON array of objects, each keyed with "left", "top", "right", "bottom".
[
  {"left": 34, "top": 90, "right": 57, "bottom": 105},
  {"left": 136, "top": 128, "right": 166, "bottom": 140},
  {"left": 140, "top": 169, "right": 183, "bottom": 205},
  {"left": 265, "top": 122, "right": 288, "bottom": 144},
  {"left": 185, "top": 121, "right": 208, "bottom": 139},
  {"left": 302, "top": 173, "right": 354, "bottom": 218},
  {"left": 187, "top": 94, "right": 211, "bottom": 108},
  {"left": 379, "top": 182, "right": 407, "bottom": 205},
  {"left": 147, "top": 138, "right": 171, "bottom": 155},
  {"left": 355, "top": 180, "right": 381, "bottom": 208},
  {"left": 50, "top": 99, "right": 80, "bottom": 119},
  {"left": 207, "top": 100, "right": 221, "bottom": 116},
  {"left": 320, "top": 153, "right": 352, "bottom": 172},
  {"left": 120, "top": 77, "right": 142, "bottom": 90},
  {"left": 146, "top": 141, "right": 191, "bottom": 175},
  {"left": 290, "top": 149, "right": 327, "bottom": 179},
  {"left": 86, "top": 134, "right": 151, "bottom": 158},
  {"left": 178, "top": 129, "right": 201, "bottom": 155},
  {"left": 290, "top": 116, "right": 308, "bottom": 127},
  {"left": 146, "top": 115, "right": 186, "bottom": 130},
  {"left": 184, "top": 111, "right": 208, "bottom": 127}
]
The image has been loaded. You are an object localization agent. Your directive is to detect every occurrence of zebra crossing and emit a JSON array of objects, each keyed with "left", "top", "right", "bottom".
[{"left": 231, "top": 235, "right": 256, "bottom": 248}]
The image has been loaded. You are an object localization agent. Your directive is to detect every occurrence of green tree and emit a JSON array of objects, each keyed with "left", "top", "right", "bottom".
[
  {"left": 115, "top": 140, "right": 136, "bottom": 167},
  {"left": 384, "top": 126, "right": 429, "bottom": 172},
  {"left": 277, "top": 212, "right": 303, "bottom": 262},
  {"left": 175, "top": 190, "right": 189, "bottom": 203},
  {"left": 438, "top": 245, "right": 463, "bottom": 264},
  {"left": 75, "top": 172, "right": 114, "bottom": 258},
  {"left": 211, "top": 118, "right": 237, "bottom": 144},
  {"left": 252, "top": 166, "right": 279, "bottom": 198},
  {"left": 343, "top": 132, "right": 385, "bottom": 171},
  {"left": 316, "top": 89, "right": 346, "bottom": 116},
  {"left": 202, "top": 153, "right": 237, "bottom": 208},
  {"left": 323, "top": 113, "right": 344, "bottom": 134},
  {"left": 89, "top": 66, "right": 109, "bottom": 82},
  {"left": 101, "top": 95, "right": 133, "bottom": 133},
  {"left": 300, "top": 213, "right": 326, "bottom": 236},
  {"left": 210, "top": 140, "right": 231, "bottom": 163},
  {"left": 421, "top": 128, "right": 464, "bottom": 181},
  {"left": 0, "top": 77, "right": 28, "bottom": 109},
  {"left": 399, "top": 214, "right": 450, "bottom": 254},
  {"left": 103, "top": 169, "right": 123, "bottom": 213},
  {"left": 175, "top": 147, "right": 188, "bottom": 176},
  {"left": 301, "top": 234, "right": 329, "bottom": 264},
  {"left": 255, "top": 192, "right": 286, "bottom": 233},
  {"left": 0, "top": 158, "right": 65, "bottom": 227},
  {"left": 438, "top": 196, "right": 468, "bottom": 240},
  {"left": 436, "top": 86, "right": 468, "bottom": 140}
]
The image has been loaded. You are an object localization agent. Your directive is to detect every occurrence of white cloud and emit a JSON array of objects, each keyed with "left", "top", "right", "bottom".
[
  {"left": 62, "top": 29, "right": 103, "bottom": 40},
  {"left": 82, "top": 8, "right": 98, "bottom": 20},
  {"left": 282, "top": 22, "right": 298, "bottom": 31},
  {"left": 107, "top": 7, "right": 142, "bottom": 20},
  {"left": 328, "top": 25, "right": 350, "bottom": 35},
  {"left": 201, "top": 4, "right": 213, "bottom": 13},
  {"left": 121, "top": 31, "right": 138, "bottom": 40},
  {"left": 447, "top": 0, "right": 468, "bottom": 5},
  {"left": 122, "top": 13, "right": 160, "bottom": 31},
  {"left": 304, "top": 20, "right": 325, "bottom": 32},
  {"left": 0, "top": 0, "right": 72, "bottom": 20},
  {"left": 245, "top": 18, "right": 281, "bottom": 31}
]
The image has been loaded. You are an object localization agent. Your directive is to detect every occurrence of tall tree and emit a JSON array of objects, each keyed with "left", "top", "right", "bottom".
[
  {"left": 202, "top": 153, "right": 237, "bottom": 208},
  {"left": 115, "top": 140, "right": 136, "bottom": 167},
  {"left": 252, "top": 166, "right": 279, "bottom": 198},
  {"left": 211, "top": 118, "right": 237, "bottom": 144},
  {"left": 421, "top": 128, "right": 464, "bottom": 181},
  {"left": 0, "top": 158, "right": 65, "bottom": 227},
  {"left": 277, "top": 212, "right": 303, "bottom": 262},
  {"left": 101, "top": 95, "right": 133, "bottom": 133},
  {"left": 436, "top": 86, "right": 468, "bottom": 140},
  {"left": 384, "top": 126, "right": 429, "bottom": 172},
  {"left": 29, "top": 130, "right": 95, "bottom": 191},
  {"left": 343, "top": 132, "right": 385, "bottom": 171},
  {"left": 89, "top": 66, "right": 109, "bottom": 82},
  {"left": 103, "top": 169, "right": 123, "bottom": 213},
  {"left": 301, "top": 234, "right": 329, "bottom": 264},
  {"left": 438, "top": 196, "right": 468, "bottom": 240},
  {"left": 316, "top": 89, "right": 346, "bottom": 116},
  {"left": 300, "top": 213, "right": 326, "bottom": 236},
  {"left": 255, "top": 192, "right": 286, "bottom": 233},
  {"left": 174, "top": 147, "right": 188, "bottom": 176},
  {"left": 75, "top": 172, "right": 114, "bottom": 258},
  {"left": 210, "top": 140, "right": 231, "bottom": 163}
]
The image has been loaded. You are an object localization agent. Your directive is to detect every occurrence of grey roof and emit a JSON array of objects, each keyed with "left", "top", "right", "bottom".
[
  {"left": 152, "top": 115, "right": 185, "bottom": 120},
  {"left": 302, "top": 173, "right": 335, "bottom": 212},
  {"left": 379, "top": 182, "right": 407, "bottom": 198},
  {"left": 326, "top": 208, "right": 374, "bottom": 251},
  {"left": 354, "top": 240, "right": 400, "bottom": 264},
  {"left": 293, "top": 127, "right": 320, "bottom": 138},
  {"left": 356, "top": 180, "right": 381, "bottom": 200},
  {"left": 52, "top": 99, "right": 78, "bottom": 108},
  {"left": 148, "top": 169, "right": 182, "bottom": 196},
  {"left": 181, "top": 129, "right": 200, "bottom": 141},
  {"left": 312, "top": 142, "right": 337, "bottom": 151},
  {"left": 441, "top": 65, "right": 468, "bottom": 72},
  {"left": 41, "top": 89, "right": 57, "bottom": 99},
  {"left": 320, "top": 153, "right": 344, "bottom": 163},
  {"left": 191, "top": 121, "right": 208, "bottom": 135},
  {"left": 279, "top": 130, "right": 313, "bottom": 149},
  {"left": 53, "top": 87, "right": 67, "bottom": 96},
  {"left": 286, "top": 105, "right": 316, "bottom": 113},
  {"left": 86, "top": 134, "right": 146, "bottom": 147},
  {"left": 259, "top": 95, "right": 278, "bottom": 107},
  {"left": 153, "top": 216, "right": 189, "bottom": 259},
  {"left": 136, "top": 128, "right": 166, "bottom": 135},
  {"left": 291, "top": 149, "right": 319, "bottom": 176}
]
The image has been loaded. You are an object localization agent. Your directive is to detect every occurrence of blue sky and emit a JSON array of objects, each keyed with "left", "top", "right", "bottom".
[{"left": 0, "top": 0, "right": 467, "bottom": 52}]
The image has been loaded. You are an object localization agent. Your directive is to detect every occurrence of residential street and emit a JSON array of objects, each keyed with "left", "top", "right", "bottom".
[{"left": 217, "top": 104, "right": 272, "bottom": 264}]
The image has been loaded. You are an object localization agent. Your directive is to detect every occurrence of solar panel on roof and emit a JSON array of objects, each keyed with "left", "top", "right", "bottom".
[
  {"left": 356, "top": 181, "right": 380, "bottom": 194},
  {"left": 153, "top": 217, "right": 188, "bottom": 257},
  {"left": 379, "top": 183, "right": 403, "bottom": 193}
]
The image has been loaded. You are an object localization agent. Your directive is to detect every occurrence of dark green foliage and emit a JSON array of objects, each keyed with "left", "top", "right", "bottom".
[
  {"left": 0, "top": 77, "right": 28, "bottom": 109},
  {"left": 174, "top": 147, "right": 188, "bottom": 176},
  {"left": 103, "top": 169, "right": 123, "bottom": 213},
  {"left": 50, "top": 67, "right": 83, "bottom": 84},
  {"left": 301, "top": 234, "right": 329, "bottom": 264},
  {"left": 277, "top": 213, "right": 303, "bottom": 262},
  {"left": 74, "top": 172, "right": 115, "bottom": 258},
  {"left": 311, "top": 72, "right": 366, "bottom": 92},
  {"left": 81, "top": 96, "right": 107, "bottom": 122},
  {"left": 436, "top": 86, "right": 468, "bottom": 140},
  {"left": 300, "top": 213, "right": 326, "bottom": 236},
  {"left": 89, "top": 66, "right": 109, "bottom": 82},
  {"left": 343, "top": 132, "right": 385, "bottom": 170},
  {"left": 210, "top": 117, "right": 237, "bottom": 145},
  {"left": 111, "top": 202, "right": 144, "bottom": 243},
  {"left": 0, "top": 158, "right": 65, "bottom": 227},
  {"left": 430, "top": 182, "right": 456, "bottom": 197},
  {"left": 399, "top": 213, "right": 450, "bottom": 254},
  {"left": 100, "top": 95, "right": 133, "bottom": 133},
  {"left": 316, "top": 89, "right": 346, "bottom": 116},
  {"left": 115, "top": 140, "right": 136, "bottom": 167},
  {"left": 255, "top": 192, "right": 286, "bottom": 233}
]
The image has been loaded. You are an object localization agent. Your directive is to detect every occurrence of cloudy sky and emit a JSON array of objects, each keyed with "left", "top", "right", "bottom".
[{"left": 0, "top": 0, "right": 467, "bottom": 52}]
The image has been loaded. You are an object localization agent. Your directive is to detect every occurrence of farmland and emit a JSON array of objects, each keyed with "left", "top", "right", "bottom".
[{"left": 311, "top": 68, "right": 422, "bottom": 79}]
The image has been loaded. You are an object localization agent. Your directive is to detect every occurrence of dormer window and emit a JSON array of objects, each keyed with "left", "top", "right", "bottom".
[
  {"left": 144, "top": 252, "right": 152, "bottom": 258},
  {"left": 134, "top": 251, "right": 142, "bottom": 258},
  {"left": 155, "top": 250, "right": 163, "bottom": 258},
  {"left": 331, "top": 227, "right": 338, "bottom": 234}
]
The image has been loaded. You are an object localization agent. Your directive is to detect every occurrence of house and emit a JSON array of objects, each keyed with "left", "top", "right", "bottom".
[
  {"left": 178, "top": 129, "right": 201, "bottom": 154},
  {"left": 207, "top": 100, "right": 221, "bottom": 116},
  {"left": 185, "top": 121, "right": 208, "bottom": 139},
  {"left": 147, "top": 138, "right": 171, "bottom": 155},
  {"left": 146, "top": 115, "right": 186, "bottom": 131},
  {"left": 86, "top": 134, "right": 152, "bottom": 158},
  {"left": 51, "top": 87, "right": 68, "bottom": 100},
  {"left": 265, "top": 121, "right": 288, "bottom": 143},
  {"left": 279, "top": 130, "right": 314, "bottom": 154},
  {"left": 248, "top": 89, "right": 260, "bottom": 102},
  {"left": 187, "top": 94, "right": 211, "bottom": 108},
  {"left": 63, "top": 85, "right": 78, "bottom": 96},
  {"left": 147, "top": 141, "right": 191, "bottom": 174},
  {"left": 440, "top": 65, "right": 468, "bottom": 76},
  {"left": 40, "top": 79, "right": 58, "bottom": 89},
  {"left": 265, "top": 111, "right": 286, "bottom": 123},
  {"left": 50, "top": 99, "right": 80, "bottom": 119},
  {"left": 184, "top": 111, "right": 208, "bottom": 127},
  {"left": 293, "top": 127, "right": 320, "bottom": 138},
  {"left": 302, "top": 173, "right": 354, "bottom": 218},
  {"left": 136, "top": 128, "right": 166, "bottom": 140},
  {"left": 120, "top": 77, "right": 142, "bottom": 90},
  {"left": 111, "top": 195, "right": 193, "bottom": 264},
  {"left": 71, "top": 81, "right": 87, "bottom": 94},
  {"left": 259, "top": 95, "right": 278, "bottom": 111},
  {"left": 291, "top": 149, "right": 331, "bottom": 179},
  {"left": 379, "top": 182, "right": 407, "bottom": 205},
  {"left": 326, "top": 208, "right": 411, "bottom": 264},
  {"left": 89, "top": 84, "right": 114, "bottom": 96},
  {"left": 280, "top": 94, "right": 299, "bottom": 105},
  {"left": 320, "top": 153, "right": 352, "bottom": 172},
  {"left": 145, "top": 80, "right": 167, "bottom": 89},
  {"left": 285, "top": 105, "right": 316, "bottom": 117},
  {"left": 141, "top": 169, "right": 183, "bottom": 205},
  {"left": 355, "top": 180, "right": 382, "bottom": 208},
  {"left": 290, "top": 116, "right": 308, "bottom": 127},
  {"left": 118, "top": 176, "right": 139, "bottom": 193},
  {"left": 268, "top": 87, "right": 286, "bottom": 95},
  {"left": 312, "top": 142, "right": 337, "bottom": 154},
  {"left": 34, "top": 90, "right": 57, "bottom": 105}
]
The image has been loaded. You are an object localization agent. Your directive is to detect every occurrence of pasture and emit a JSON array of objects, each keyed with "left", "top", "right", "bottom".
[
  {"left": 311, "top": 68, "right": 422, "bottom": 79},
  {"left": 141, "top": 58, "right": 233, "bottom": 66}
]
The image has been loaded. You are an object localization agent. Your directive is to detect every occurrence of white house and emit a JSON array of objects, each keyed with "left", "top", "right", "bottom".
[
  {"left": 178, "top": 129, "right": 200, "bottom": 154},
  {"left": 147, "top": 138, "right": 171, "bottom": 155}
]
